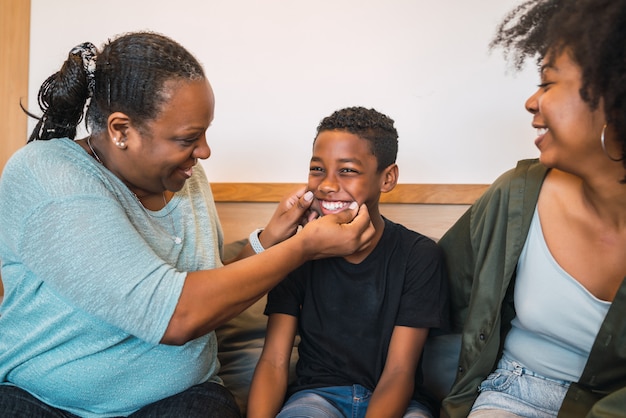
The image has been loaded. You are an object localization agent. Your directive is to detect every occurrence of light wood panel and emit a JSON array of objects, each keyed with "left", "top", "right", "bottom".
[
  {"left": 216, "top": 202, "right": 468, "bottom": 245},
  {"left": 0, "top": 0, "right": 31, "bottom": 301},
  {"left": 0, "top": 0, "right": 30, "bottom": 174},
  {"left": 211, "top": 182, "right": 488, "bottom": 204}
]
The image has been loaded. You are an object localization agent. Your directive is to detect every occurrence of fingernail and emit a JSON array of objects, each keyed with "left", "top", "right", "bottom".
[
  {"left": 304, "top": 191, "right": 313, "bottom": 201},
  {"left": 349, "top": 201, "right": 358, "bottom": 210}
]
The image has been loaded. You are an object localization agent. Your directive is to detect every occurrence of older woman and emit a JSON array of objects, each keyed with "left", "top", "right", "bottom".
[{"left": 0, "top": 32, "right": 373, "bottom": 417}]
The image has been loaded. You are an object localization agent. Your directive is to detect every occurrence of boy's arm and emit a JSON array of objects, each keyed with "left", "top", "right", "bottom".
[
  {"left": 365, "top": 325, "right": 429, "bottom": 418},
  {"left": 248, "top": 313, "right": 298, "bottom": 418}
]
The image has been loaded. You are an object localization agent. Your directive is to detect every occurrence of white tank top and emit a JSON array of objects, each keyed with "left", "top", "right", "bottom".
[{"left": 502, "top": 207, "right": 611, "bottom": 382}]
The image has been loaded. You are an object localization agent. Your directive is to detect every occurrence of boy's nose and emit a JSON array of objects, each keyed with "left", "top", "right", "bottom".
[{"left": 318, "top": 177, "right": 338, "bottom": 193}]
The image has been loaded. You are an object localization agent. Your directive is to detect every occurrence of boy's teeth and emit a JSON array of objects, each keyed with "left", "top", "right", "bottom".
[
  {"left": 537, "top": 128, "right": 548, "bottom": 136},
  {"left": 322, "top": 201, "right": 348, "bottom": 210}
]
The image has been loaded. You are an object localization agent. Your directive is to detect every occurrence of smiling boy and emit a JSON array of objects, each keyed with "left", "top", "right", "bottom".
[{"left": 248, "top": 107, "right": 449, "bottom": 418}]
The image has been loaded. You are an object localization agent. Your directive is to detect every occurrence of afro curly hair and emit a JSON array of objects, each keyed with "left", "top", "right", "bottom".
[
  {"left": 316, "top": 106, "right": 398, "bottom": 172},
  {"left": 491, "top": 0, "right": 626, "bottom": 167}
]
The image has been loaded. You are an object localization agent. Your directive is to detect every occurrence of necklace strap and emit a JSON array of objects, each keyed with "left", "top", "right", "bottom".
[{"left": 86, "top": 136, "right": 103, "bottom": 164}]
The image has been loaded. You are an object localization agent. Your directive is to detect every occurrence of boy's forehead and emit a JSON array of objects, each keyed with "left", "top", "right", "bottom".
[
  {"left": 315, "top": 129, "right": 366, "bottom": 142},
  {"left": 314, "top": 130, "right": 368, "bottom": 148},
  {"left": 312, "top": 131, "right": 376, "bottom": 160}
]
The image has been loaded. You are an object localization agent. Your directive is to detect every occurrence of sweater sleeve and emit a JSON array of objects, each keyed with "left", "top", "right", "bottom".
[{"left": 17, "top": 194, "right": 185, "bottom": 343}]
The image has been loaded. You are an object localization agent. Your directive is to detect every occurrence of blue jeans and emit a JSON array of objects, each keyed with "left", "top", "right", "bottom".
[
  {"left": 276, "top": 385, "right": 433, "bottom": 418},
  {"left": 0, "top": 381, "right": 241, "bottom": 418},
  {"left": 469, "top": 355, "right": 570, "bottom": 418}
]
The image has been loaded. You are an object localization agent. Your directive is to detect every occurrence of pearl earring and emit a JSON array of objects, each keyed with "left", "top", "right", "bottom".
[{"left": 113, "top": 137, "right": 127, "bottom": 149}]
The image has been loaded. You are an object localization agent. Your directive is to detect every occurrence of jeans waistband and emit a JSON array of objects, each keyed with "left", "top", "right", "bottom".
[{"left": 499, "top": 354, "right": 571, "bottom": 386}]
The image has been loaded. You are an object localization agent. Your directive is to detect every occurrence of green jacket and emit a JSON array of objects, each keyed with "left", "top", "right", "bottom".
[{"left": 439, "top": 159, "right": 626, "bottom": 418}]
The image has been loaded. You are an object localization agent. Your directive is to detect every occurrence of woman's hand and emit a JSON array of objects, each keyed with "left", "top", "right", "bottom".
[
  {"left": 298, "top": 202, "right": 375, "bottom": 259},
  {"left": 258, "top": 186, "right": 318, "bottom": 248},
  {"left": 169, "top": 200, "right": 374, "bottom": 343}
]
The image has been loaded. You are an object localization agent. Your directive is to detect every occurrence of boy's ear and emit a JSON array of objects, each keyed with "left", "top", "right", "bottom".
[{"left": 380, "top": 163, "right": 399, "bottom": 193}]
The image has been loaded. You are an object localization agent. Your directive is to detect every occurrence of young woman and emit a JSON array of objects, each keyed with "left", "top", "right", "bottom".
[{"left": 440, "top": 1, "right": 626, "bottom": 417}]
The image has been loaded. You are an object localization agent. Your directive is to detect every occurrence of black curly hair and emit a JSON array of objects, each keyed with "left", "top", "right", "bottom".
[
  {"left": 25, "top": 31, "right": 205, "bottom": 142},
  {"left": 490, "top": 0, "right": 626, "bottom": 167},
  {"left": 315, "top": 106, "right": 398, "bottom": 172}
]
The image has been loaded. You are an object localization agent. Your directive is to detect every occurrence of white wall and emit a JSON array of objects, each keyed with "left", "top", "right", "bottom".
[{"left": 29, "top": 0, "right": 539, "bottom": 184}]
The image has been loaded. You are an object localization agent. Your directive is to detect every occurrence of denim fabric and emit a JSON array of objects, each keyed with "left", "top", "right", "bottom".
[
  {"left": 0, "top": 385, "right": 81, "bottom": 418},
  {"left": 469, "top": 355, "right": 570, "bottom": 418},
  {"left": 0, "top": 381, "right": 241, "bottom": 418},
  {"left": 276, "top": 385, "right": 433, "bottom": 418}
]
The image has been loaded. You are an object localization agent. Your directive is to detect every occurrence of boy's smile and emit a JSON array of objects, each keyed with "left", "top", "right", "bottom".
[
  {"left": 308, "top": 130, "right": 386, "bottom": 217},
  {"left": 317, "top": 199, "right": 351, "bottom": 214}
]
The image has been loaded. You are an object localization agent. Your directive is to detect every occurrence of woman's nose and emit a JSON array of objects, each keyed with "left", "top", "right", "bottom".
[
  {"left": 194, "top": 136, "right": 211, "bottom": 160},
  {"left": 525, "top": 90, "right": 540, "bottom": 114}
]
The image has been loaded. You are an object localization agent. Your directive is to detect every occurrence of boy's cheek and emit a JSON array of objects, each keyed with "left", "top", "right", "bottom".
[{"left": 310, "top": 197, "right": 324, "bottom": 217}]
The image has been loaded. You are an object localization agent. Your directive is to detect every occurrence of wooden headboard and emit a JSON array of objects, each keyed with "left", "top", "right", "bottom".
[
  {"left": 211, "top": 183, "right": 487, "bottom": 205},
  {"left": 212, "top": 182, "right": 480, "bottom": 243},
  {"left": 216, "top": 202, "right": 468, "bottom": 246}
]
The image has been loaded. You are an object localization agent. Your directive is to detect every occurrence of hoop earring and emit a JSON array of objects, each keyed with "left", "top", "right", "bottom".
[{"left": 600, "top": 124, "right": 623, "bottom": 162}]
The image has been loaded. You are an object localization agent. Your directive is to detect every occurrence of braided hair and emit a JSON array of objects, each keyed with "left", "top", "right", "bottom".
[{"left": 26, "top": 31, "right": 205, "bottom": 143}]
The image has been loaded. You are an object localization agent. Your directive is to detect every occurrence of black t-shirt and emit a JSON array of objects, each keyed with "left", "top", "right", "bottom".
[{"left": 266, "top": 217, "right": 449, "bottom": 409}]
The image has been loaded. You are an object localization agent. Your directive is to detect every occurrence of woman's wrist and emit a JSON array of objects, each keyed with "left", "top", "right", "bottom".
[{"left": 249, "top": 228, "right": 266, "bottom": 254}]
